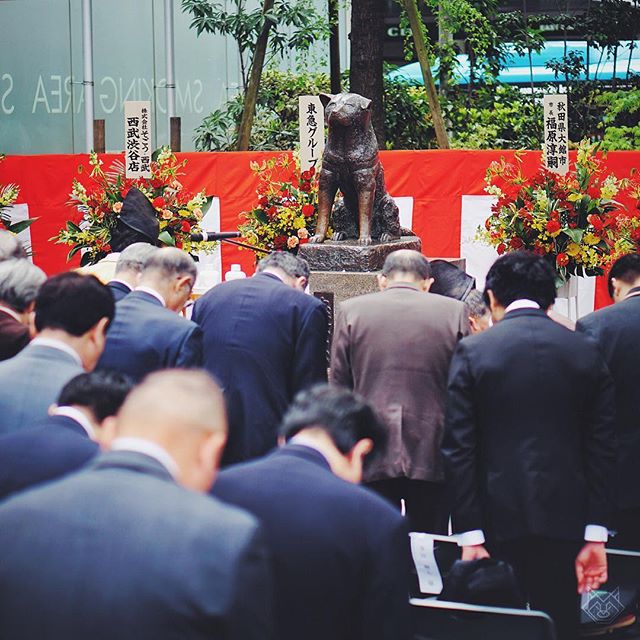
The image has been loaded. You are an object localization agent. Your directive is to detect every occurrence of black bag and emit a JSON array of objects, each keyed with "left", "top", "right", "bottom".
[{"left": 439, "top": 558, "right": 526, "bottom": 609}]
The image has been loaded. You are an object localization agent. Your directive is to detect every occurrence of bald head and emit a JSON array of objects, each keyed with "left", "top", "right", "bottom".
[
  {"left": 378, "top": 249, "right": 434, "bottom": 292},
  {"left": 109, "top": 370, "right": 228, "bottom": 492}
]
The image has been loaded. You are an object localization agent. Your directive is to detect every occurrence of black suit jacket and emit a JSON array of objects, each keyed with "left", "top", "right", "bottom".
[
  {"left": 577, "top": 291, "right": 640, "bottom": 509},
  {"left": 97, "top": 290, "right": 203, "bottom": 381},
  {"left": 443, "top": 308, "right": 616, "bottom": 543},
  {"left": 192, "top": 273, "right": 328, "bottom": 464},
  {"left": 0, "top": 311, "right": 29, "bottom": 361},
  {"left": 212, "top": 444, "right": 410, "bottom": 640},
  {"left": 107, "top": 280, "right": 132, "bottom": 302},
  {"left": 0, "top": 414, "right": 98, "bottom": 500},
  {"left": 0, "top": 450, "right": 273, "bottom": 639}
]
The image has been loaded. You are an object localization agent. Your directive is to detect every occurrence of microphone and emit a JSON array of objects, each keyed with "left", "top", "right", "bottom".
[{"left": 190, "top": 231, "right": 241, "bottom": 242}]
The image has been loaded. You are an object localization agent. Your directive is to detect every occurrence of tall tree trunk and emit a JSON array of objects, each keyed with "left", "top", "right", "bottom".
[
  {"left": 329, "top": 0, "right": 341, "bottom": 94},
  {"left": 236, "top": 0, "right": 274, "bottom": 151},
  {"left": 350, "top": 0, "right": 386, "bottom": 147},
  {"left": 400, "top": 0, "right": 450, "bottom": 148}
]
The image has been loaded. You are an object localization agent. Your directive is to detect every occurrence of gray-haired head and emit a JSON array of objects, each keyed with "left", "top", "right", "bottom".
[
  {"left": 115, "top": 242, "right": 158, "bottom": 276},
  {"left": 257, "top": 251, "right": 310, "bottom": 290},
  {"left": 0, "top": 231, "right": 26, "bottom": 262},
  {"left": 382, "top": 249, "right": 431, "bottom": 281},
  {"left": 0, "top": 258, "right": 47, "bottom": 312},
  {"left": 142, "top": 247, "right": 197, "bottom": 281},
  {"left": 465, "top": 289, "right": 488, "bottom": 320}
]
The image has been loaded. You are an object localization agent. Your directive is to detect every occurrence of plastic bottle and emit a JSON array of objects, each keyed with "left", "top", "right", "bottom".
[{"left": 224, "top": 263, "right": 247, "bottom": 281}]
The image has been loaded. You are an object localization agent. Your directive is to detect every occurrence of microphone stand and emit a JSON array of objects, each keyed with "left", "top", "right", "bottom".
[{"left": 218, "top": 237, "right": 270, "bottom": 255}]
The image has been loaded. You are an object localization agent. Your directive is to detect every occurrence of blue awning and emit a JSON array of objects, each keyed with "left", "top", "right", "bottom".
[{"left": 387, "top": 40, "right": 640, "bottom": 85}]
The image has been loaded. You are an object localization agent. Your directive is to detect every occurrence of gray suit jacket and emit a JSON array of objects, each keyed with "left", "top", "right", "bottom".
[
  {"left": 331, "top": 285, "right": 469, "bottom": 483},
  {"left": 0, "top": 343, "right": 83, "bottom": 435},
  {"left": 0, "top": 450, "right": 274, "bottom": 640}
]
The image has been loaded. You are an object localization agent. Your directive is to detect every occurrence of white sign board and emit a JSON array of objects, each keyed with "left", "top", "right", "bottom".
[
  {"left": 543, "top": 95, "right": 569, "bottom": 175},
  {"left": 124, "top": 101, "right": 152, "bottom": 178},
  {"left": 298, "top": 96, "right": 325, "bottom": 173}
]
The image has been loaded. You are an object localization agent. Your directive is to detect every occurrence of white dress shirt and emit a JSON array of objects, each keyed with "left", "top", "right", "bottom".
[
  {"left": 30, "top": 336, "right": 83, "bottom": 367},
  {"left": 53, "top": 406, "right": 96, "bottom": 439},
  {"left": 0, "top": 305, "right": 22, "bottom": 323},
  {"left": 134, "top": 286, "right": 166, "bottom": 307},
  {"left": 457, "top": 298, "right": 608, "bottom": 546},
  {"left": 110, "top": 437, "right": 179, "bottom": 479}
]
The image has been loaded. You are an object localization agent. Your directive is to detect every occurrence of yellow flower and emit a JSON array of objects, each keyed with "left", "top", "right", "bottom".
[
  {"left": 293, "top": 216, "right": 306, "bottom": 230},
  {"left": 566, "top": 242, "right": 581, "bottom": 257},
  {"left": 584, "top": 232, "right": 600, "bottom": 245},
  {"left": 567, "top": 193, "right": 582, "bottom": 202}
]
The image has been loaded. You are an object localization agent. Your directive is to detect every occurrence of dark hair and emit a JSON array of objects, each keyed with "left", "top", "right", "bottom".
[
  {"left": 257, "top": 251, "right": 309, "bottom": 279},
  {"left": 58, "top": 370, "right": 134, "bottom": 422},
  {"left": 35, "top": 273, "right": 115, "bottom": 336},
  {"left": 484, "top": 251, "right": 556, "bottom": 309},
  {"left": 608, "top": 253, "right": 640, "bottom": 298},
  {"left": 382, "top": 250, "right": 431, "bottom": 280},
  {"left": 280, "top": 384, "right": 387, "bottom": 462}
]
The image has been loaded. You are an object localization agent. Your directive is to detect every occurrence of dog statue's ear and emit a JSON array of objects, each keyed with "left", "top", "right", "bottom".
[
  {"left": 319, "top": 93, "right": 334, "bottom": 108},
  {"left": 359, "top": 97, "right": 372, "bottom": 110}
]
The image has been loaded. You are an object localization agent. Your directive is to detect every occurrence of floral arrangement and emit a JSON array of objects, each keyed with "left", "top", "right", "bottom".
[
  {"left": 0, "top": 154, "right": 35, "bottom": 235},
  {"left": 481, "top": 140, "right": 640, "bottom": 283},
  {"left": 55, "top": 147, "right": 211, "bottom": 265},
  {"left": 238, "top": 155, "right": 325, "bottom": 254}
]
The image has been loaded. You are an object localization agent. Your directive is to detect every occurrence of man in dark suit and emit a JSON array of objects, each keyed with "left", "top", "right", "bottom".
[
  {"left": 0, "top": 272, "right": 115, "bottom": 435},
  {"left": 0, "top": 370, "right": 132, "bottom": 500},
  {"left": 577, "top": 253, "right": 640, "bottom": 550},
  {"left": 443, "top": 251, "right": 616, "bottom": 640},
  {"left": 0, "top": 370, "right": 273, "bottom": 639},
  {"left": 331, "top": 250, "right": 469, "bottom": 533},
  {"left": 107, "top": 242, "right": 158, "bottom": 302},
  {"left": 213, "top": 384, "right": 410, "bottom": 640},
  {"left": 0, "top": 258, "right": 46, "bottom": 360},
  {"left": 192, "top": 251, "right": 328, "bottom": 465},
  {"left": 98, "top": 247, "right": 202, "bottom": 381}
]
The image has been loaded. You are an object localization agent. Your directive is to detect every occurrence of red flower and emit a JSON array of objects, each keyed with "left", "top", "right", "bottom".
[
  {"left": 151, "top": 178, "right": 164, "bottom": 189},
  {"left": 267, "top": 206, "right": 278, "bottom": 218},
  {"left": 299, "top": 237, "right": 309, "bottom": 245},
  {"left": 533, "top": 245, "right": 546, "bottom": 256},
  {"left": 258, "top": 196, "right": 269, "bottom": 208},
  {"left": 546, "top": 219, "right": 561, "bottom": 235},
  {"left": 587, "top": 214, "right": 604, "bottom": 231},
  {"left": 497, "top": 243, "right": 507, "bottom": 255},
  {"left": 103, "top": 244, "right": 111, "bottom": 253},
  {"left": 176, "top": 239, "right": 183, "bottom": 249},
  {"left": 180, "top": 221, "right": 191, "bottom": 232},
  {"left": 301, "top": 204, "right": 315, "bottom": 218},
  {"left": 152, "top": 196, "right": 165, "bottom": 210},
  {"left": 631, "top": 227, "right": 640, "bottom": 242},
  {"left": 299, "top": 183, "right": 311, "bottom": 193},
  {"left": 556, "top": 253, "right": 569, "bottom": 267},
  {"left": 510, "top": 237, "right": 524, "bottom": 249},
  {"left": 300, "top": 170, "right": 312, "bottom": 181},
  {"left": 273, "top": 235, "right": 287, "bottom": 250}
]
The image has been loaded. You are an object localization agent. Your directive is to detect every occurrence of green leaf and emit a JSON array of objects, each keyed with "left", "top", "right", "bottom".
[
  {"left": 66, "top": 244, "right": 86, "bottom": 261},
  {"left": 8, "top": 218, "right": 37, "bottom": 235},
  {"left": 158, "top": 230, "right": 176, "bottom": 246},
  {"left": 201, "top": 195, "right": 215, "bottom": 216},
  {"left": 66, "top": 220, "right": 82, "bottom": 233},
  {"left": 254, "top": 208, "right": 269, "bottom": 224},
  {"left": 563, "top": 228, "right": 584, "bottom": 243}
]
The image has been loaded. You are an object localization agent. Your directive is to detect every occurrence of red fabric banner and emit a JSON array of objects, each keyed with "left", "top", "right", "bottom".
[{"left": 2, "top": 150, "right": 638, "bottom": 308}]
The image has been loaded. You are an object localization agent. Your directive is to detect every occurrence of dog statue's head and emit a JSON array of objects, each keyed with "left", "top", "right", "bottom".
[{"left": 319, "top": 93, "right": 373, "bottom": 128}]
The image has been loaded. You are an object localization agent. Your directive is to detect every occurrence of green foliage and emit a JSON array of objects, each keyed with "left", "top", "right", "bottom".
[
  {"left": 596, "top": 88, "right": 640, "bottom": 150},
  {"left": 182, "top": 0, "right": 329, "bottom": 88}
]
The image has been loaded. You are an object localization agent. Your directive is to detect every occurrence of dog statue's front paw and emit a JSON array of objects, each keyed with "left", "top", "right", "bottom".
[
  {"left": 358, "top": 235, "right": 373, "bottom": 246},
  {"left": 309, "top": 234, "right": 326, "bottom": 244}
]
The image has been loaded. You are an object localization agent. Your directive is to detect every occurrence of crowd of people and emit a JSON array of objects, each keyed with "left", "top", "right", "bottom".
[{"left": 0, "top": 226, "right": 638, "bottom": 640}]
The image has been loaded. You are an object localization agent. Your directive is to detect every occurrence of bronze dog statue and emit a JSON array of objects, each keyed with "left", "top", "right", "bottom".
[{"left": 310, "top": 93, "right": 402, "bottom": 246}]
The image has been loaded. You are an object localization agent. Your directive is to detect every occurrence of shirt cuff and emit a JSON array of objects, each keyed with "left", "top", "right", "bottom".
[
  {"left": 584, "top": 525, "right": 608, "bottom": 542},
  {"left": 456, "top": 529, "right": 486, "bottom": 547}
]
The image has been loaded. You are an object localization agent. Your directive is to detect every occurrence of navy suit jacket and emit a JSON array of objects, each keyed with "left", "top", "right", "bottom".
[
  {"left": 0, "top": 414, "right": 98, "bottom": 501},
  {"left": 97, "top": 290, "right": 203, "bottom": 381},
  {"left": 577, "top": 290, "right": 640, "bottom": 509},
  {"left": 0, "top": 343, "right": 83, "bottom": 435},
  {"left": 0, "top": 450, "right": 273, "bottom": 640},
  {"left": 212, "top": 444, "right": 411, "bottom": 640},
  {"left": 107, "top": 280, "right": 132, "bottom": 302},
  {"left": 192, "top": 273, "right": 328, "bottom": 464},
  {"left": 443, "top": 308, "right": 616, "bottom": 543}
]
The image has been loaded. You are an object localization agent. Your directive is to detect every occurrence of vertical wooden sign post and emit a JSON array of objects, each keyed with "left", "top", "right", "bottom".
[
  {"left": 298, "top": 96, "right": 325, "bottom": 173},
  {"left": 124, "top": 101, "right": 152, "bottom": 179}
]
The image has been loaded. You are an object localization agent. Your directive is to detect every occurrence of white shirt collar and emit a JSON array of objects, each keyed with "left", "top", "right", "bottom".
[
  {"left": 110, "top": 437, "right": 179, "bottom": 479},
  {"left": 109, "top": 278, "right": 133, "bottom": 291},
  {"left": 0, "top": 305, "right": 22, "bottom": 323},
  {"left": 504, "top": 299, "right": 541, "bottom": 314},
  {"left": 30, "top": 336, "right": 83, "bottom": 366},
  {"left": 289, "top": 434, "right": 331, "bottom": 467},
  {"left": 257, "top": 269, "right": 284, "bottom": 283},
  {"left": 53, "top": 406, "right": 96, "bottom": 439},
  {"left": 134, "top": 286, "right": 166, "bottom": 307}
]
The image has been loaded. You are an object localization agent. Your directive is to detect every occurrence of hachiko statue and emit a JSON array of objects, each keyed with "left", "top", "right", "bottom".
[{"left": 309, "top": 93, "right": 402, "bottom": 246}]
